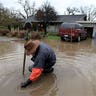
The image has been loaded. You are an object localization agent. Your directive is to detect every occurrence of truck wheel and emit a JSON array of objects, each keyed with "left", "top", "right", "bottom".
[
  {"left": 61, "top": 37, "right": 64, "bottom": 41},
  {"left": 77, "top": 36, "right": 81, "bottom": 42}
]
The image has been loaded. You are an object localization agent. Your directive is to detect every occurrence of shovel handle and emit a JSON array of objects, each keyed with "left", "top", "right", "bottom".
[{"left": 22, "top": 50, "right": 26, "bottom": 75}]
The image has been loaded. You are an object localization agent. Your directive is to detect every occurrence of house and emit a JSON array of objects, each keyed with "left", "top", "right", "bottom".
[
  {"left": 46, "top": 14, "right": 87, "bottom": 33},
  {"left": 24, "top": 14, "right": 96, "bottom": 38},
  {"left": 25, "top": 14, "right": 87, "bottom": 32}
]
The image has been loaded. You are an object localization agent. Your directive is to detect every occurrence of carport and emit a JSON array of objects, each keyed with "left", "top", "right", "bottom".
[{"left": 77, "top": 21, "right": 96, "bottom": 38}]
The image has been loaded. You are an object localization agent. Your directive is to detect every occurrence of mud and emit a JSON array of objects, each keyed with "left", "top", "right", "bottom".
[{"left": 0, "top": 37, "right": 96, "bottom": 96}]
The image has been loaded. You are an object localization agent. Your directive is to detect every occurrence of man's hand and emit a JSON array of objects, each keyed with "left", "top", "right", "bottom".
[{"left": 21, "top": 79, "right": 32, "bottom": 88}]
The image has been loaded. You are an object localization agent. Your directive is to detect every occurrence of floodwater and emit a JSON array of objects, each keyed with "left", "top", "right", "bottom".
[{"left": 0, "top": 36, "right": 96, "bottom": 96}]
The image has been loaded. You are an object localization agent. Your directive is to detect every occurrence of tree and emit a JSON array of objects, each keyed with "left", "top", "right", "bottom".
[
  {"left": 36, "top": 2, "right": 58, "bottom": 35},
  {"left": 17, "top": 0, "right": 36, "bottom": 19},
  {"left": 79, "top": 6, "right": 96, "bottom": 21},
  {"left": 65, "top": 6, "right": 96, "bottom": 21},
  {"left": 0, "top": 3, "right": 4, "bottom": 24},
  {"left": 65, "top": 7, "right": 80, "bottom": 15},
  {"left": 0, "top": 2, "right": 23, "bottom": 29}
]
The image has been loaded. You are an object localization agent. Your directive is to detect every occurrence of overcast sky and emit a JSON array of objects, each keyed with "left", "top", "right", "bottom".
[{"left": 0, "top": 0, "right": 96, "bottom": 14}]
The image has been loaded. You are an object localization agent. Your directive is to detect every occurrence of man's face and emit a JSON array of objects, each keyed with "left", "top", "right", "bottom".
[{"left": 25, "top": 49, "right": 36, "bottom": 56}]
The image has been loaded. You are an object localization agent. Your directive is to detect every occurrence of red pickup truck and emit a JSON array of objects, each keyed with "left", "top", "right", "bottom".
[{"left": 58, "top": 23, "right": 87, "bottom": 42}]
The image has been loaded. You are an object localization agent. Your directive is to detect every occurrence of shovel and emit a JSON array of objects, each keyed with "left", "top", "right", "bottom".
[
  {"left": 22, "top": 50, "right": 26, "bottom": 75},
  {"left": 22, "top": 29, "right": 31, "bottom": 75}
]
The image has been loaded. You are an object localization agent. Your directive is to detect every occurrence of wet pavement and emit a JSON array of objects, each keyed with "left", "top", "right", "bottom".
[{"left": 0, "top": 36, "right": 96, "bottom": 96}]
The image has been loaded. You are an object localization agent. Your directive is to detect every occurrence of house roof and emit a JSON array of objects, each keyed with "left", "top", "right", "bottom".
[
  {"left": 25, "top": 14, "right": 87, "bottom": 23},
  {"left": 56, "top": 14, "right": 86, "bottom": 23}
]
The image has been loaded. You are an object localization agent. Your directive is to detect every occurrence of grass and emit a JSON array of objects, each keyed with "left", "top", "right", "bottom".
[
  {"left": 45, "top": 32, "right": 60, "bottom": 40},
  {"left": 45, "top": 35, "right": 60, "bottom": 40}
]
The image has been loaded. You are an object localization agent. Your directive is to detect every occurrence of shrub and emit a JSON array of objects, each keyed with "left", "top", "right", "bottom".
[
  {"left": 0, "top": 29, "right": 10, "bottom": 36},
  {"left": 7, "top": 31, "right": 18, "bottom": 37},
  {"left": 31, "top": 32, "right": 42, "bottom": 40},
  {"left": 17, "top": 31, "right": 25, "bottom": 38}
]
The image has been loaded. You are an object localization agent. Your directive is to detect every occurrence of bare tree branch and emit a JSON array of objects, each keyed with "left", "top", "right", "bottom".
[
  {"left": 17, "top": 0, "right": 36, "bottom": 19},
  {"left": 65, "top": 6, "right": 96, "bottom": 21},
  {"left": 66, "top": 7, "right": 80, "bottom": 15},
  {"left": 79, "top": 6, "right": 96, "bottom": 21}
]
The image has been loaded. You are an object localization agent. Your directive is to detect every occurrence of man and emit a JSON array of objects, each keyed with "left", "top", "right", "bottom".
[{"left": 21, "top": 39, "right": 56, "bottom": 88}]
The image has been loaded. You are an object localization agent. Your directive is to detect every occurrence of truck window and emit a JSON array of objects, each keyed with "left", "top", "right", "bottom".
[{"left": 60, "top": 23, "right": 84, "bottom": 30}]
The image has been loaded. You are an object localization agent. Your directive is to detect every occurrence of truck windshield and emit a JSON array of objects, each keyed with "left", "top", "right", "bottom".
[{"left": 60, "top": 23, "right": 83, "bottom": 29}]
